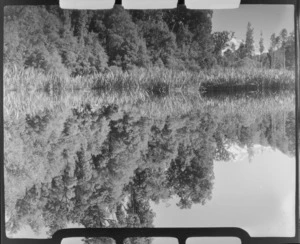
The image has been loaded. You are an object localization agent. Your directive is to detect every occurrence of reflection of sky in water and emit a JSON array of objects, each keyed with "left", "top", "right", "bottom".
[
  {"left": 15, "top": 146, "right": 295, "bottom": 244},
  {"left": 12, "top": 145, "right": 295, "bottom": 243},
  {"left": 152, "top": 145, "right": 295, "bottom": 237}
]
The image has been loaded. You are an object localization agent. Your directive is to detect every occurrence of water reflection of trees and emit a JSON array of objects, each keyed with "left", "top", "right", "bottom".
[{"left": 5, "top": 101, "right": 295, "bottom": 237}]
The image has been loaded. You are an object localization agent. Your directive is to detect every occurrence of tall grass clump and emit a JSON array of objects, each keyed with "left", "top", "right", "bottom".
[
  {"left": 4, "top": 65, "right": 295, "bottom": 94},
  {"left": 4, "top": 66, "right": 203, "bottom": 94},
  {"left": 5, "top": 87, "right": 294, "bottom": 122},
  {"left": 4, "top": 65, "right": 48, "bottom": 92},
  {"left": 91, "top": 67, "right": 203, "bottom": 94},
  {"left": 200, "top": 68, "right": 295, "bottom": 92},
  {"left": 4, "top": 64, "right": 72, "bottom": 93}
]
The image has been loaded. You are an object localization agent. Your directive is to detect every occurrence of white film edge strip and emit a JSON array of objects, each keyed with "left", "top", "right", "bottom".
[{"left": 59, "top": 0, "right": 241, "bottom": 10}]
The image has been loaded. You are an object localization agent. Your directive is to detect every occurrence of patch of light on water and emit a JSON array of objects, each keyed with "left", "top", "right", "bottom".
[{"left": 151, "top": 145, "right": 295, "bottom": 237}]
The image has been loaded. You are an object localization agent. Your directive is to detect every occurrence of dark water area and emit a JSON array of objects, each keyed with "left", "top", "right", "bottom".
[
  {"left": 4, "top": 89, "right": 296, "bottom": 241},
  {"left": 201, "top": 89, "right": 293, "bottom": 99}
]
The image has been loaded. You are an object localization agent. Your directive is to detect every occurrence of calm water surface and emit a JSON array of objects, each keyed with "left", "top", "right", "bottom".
[{"left": 4, "top": 89, "right": 296, "bottom": 241}]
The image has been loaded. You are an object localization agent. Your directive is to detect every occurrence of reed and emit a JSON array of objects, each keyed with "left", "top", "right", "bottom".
[
  {"left": 4, "top": 88, "right": 294, "bottom": 122},
  {"left": 200, "top": 68, "right": 295, "bottom": 92},
  {"left": 4, "top": 66, "right": 295, "bottom": 94}
]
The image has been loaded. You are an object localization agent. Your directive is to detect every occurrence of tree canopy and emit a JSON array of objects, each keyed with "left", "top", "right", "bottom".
[{"left": 4, "top": 6, "right": 215, "bottom": 74}]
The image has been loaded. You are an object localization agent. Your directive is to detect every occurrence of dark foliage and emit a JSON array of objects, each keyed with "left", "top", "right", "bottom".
[{"left": 4, "top": 6, "right": 215, "bottom": 74}]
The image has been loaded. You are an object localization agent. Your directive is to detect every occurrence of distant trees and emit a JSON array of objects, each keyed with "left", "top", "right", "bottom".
[
  {"left": 212, "top": 22, "right": 256, "bottom": 68},
  {"left": 279, "top": 28, "right": 288, "bottom": 69},
  {"left": 212, "top": 31, "right": 233, "bottom": 64},
  {"left": 285, "top": 31, "right": 295, "bottom": 69},
  {"left": 4, "top": 6, "right": 296, "bottom": 76},
  {"left": 211, "top": 21, "right": 294, "bottom": 70},
  {"left": 269, "top": 29, "right": 295, "bottom": 69}
]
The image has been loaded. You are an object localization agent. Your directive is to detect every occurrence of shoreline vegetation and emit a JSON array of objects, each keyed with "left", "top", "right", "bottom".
[
  {"left": 4, "top": 6, "right": 295, "bottom": 97},
  {"left": 4, "top": 65, "right": 295, "bottom": 94},
  {"left": 4, "top": 79, "right": 295, "bottom": 122}
]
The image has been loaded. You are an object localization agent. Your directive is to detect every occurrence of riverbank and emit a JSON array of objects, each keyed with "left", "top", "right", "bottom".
[{"left": 4, "top": 66, "right": 295, "bottom": 95}]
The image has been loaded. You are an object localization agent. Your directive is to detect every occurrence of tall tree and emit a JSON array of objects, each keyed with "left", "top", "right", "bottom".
[
  {"left": 72, "top": 10, "right": 88, "bottom": 43},
  {"left": 137, "top": 15, "right": 177, "bottom": 67},
  {"left": 285, "top": 31, "right": 295, "bottom": 69},
  {"left": 259, "top": 31, "right": 264, "bottom": 67},
  {"left": 245, "top": 22, "right": 254, "bottom": 57},
  {"left": 269, "top": 33, "right": 277, "bottom": 68},
  {"left": 259, "top": 31, "right": 264, "bottom": 55},
  {"left": 280, "top": 28, "right": 288, "bottom": 69},
  {"left": 104, "top": 5, "right": 142, "bottom": 69}
]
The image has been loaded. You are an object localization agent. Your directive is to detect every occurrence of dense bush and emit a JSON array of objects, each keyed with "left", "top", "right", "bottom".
[
  {"left": 4, "top": 6, "right": 215, "bottom": 74},
  {"left": 4, "top": 6, "right": 295, "bottom": 79},
  {"left": 233, "top": 57, "right": 260, "bottom": 69}
]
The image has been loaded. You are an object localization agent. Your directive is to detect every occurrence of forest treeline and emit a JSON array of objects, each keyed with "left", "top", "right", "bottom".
[
  {"left": 4, "top": 6, "right": 213, "bottom": 76},
  {"left": 4, "top": 6, "right": 295, "bottom": 77}
]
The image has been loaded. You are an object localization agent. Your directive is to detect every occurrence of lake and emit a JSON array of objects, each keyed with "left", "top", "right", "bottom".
[{"left": 4, "top": 89, "right": 296, "bottom": 243}]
